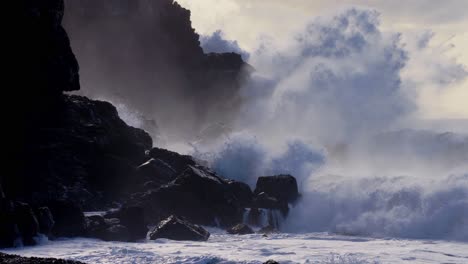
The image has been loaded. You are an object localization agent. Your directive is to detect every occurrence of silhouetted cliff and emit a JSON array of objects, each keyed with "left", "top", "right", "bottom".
[
  {"left": 64, "top": 0, "right": 251, "bottom": 143},
  {"left": 5, "top": 0, "right": 152, "bottom": 210}
]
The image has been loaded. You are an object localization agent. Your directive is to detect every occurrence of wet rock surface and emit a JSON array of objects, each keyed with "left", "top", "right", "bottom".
[
  {"left": 148, "top": 215, "right": 210, "bottom": 241},
  {"left": 227, "top": 224, "right": 254, "bottom": 235},
  {"left": 254, "top": 175, "right": 299, "bottom": 204},
  {"left": 103, "top": 206, "right": 147, "bottom": 241},
  {"left": 134, "top": 165, "right": 248, "bottom": 227}
]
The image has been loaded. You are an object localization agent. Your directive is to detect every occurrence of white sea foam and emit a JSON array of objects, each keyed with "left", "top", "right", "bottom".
[{"left": 2, "top": 230, "right": 467, "bottom": 264}]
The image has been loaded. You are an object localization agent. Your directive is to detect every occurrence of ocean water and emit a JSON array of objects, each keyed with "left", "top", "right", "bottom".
[{"left": 2, "top": 228, "right": 467, "bottom": 264}]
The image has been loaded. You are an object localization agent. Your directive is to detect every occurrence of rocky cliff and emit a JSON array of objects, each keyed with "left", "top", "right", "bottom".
[
  {"left": 2, "top": 0, "right": 292, "bottom": 249},
  {"left": 3, "top": 0, "right": 154, "bottom": 248},
  {"left": 63, "top": 0, "right": 251, "bottom": 142},
  {"left": 5, "top": 0, "right": 152, "bottom": 209}
]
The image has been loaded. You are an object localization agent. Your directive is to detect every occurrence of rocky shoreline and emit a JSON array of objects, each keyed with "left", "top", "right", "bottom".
[
  {"left": 2, "top": 0, "right": 299, "bottom": 258},
  {"left": 0, "top": 252, "right": 279, "bottom": 264},
  {"left": 0, "top": 253, "right": 85, "bottom": 264}
]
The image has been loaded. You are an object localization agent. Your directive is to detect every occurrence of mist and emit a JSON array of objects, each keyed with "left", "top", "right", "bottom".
[
  {"left": 190, "top": 8, "right": 468, "bottom": 241},
  {"left": 63, "top": 0, "right": 251, "bottom": 146}
]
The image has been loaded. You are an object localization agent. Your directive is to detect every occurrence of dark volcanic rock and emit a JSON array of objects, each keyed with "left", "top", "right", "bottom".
[
  {"left": 85, "top": 215, "right": 131, "bottom": 242},
  {"left": 252, "top": 192, "right": 289, "bottom": 213},
  {"left": 100, "top": 224, "right": 131, "bottom": 242},
  {"left": 227, "top": 181, "right": 253, "bottom": 207},
  {"left": 7, "top": 0, "right": 153, "bottom": 212},
  {"left": 0, "top": 253, "right": 85, "bottom": 264},
  {"left": 0, "top": 195, "right": 18, "bottom": 248},
  {"left": 137, "top": 165, "right": 247, "bottom": 227},
  {"left": 7, "top": 0, "right": 255, "bottom": 248},
  {"left": 84, "top": 206, "right": 147, "bottom": 242},
  {"left": 254, "top": 175, "right": 299, "bottom": 204},
  {"left": 13, "top": 202, "right": 39, "bottom": 246},
  {"left": 16, "top": 0, "right": 79, "bottom": 97},
  {"left": 264, "top": 260, "right": 280, "bottom": 264},
  {"left": 48, "top": 200, "right": 85, "bottom": 237},
  {"left": 36, "top": 207, "right": 55, "bottom": 236},
  {"left": 148, "top": 215, "right": 210, "bottom": 241},
  {"left": 135, "top": 158, "right": 178, "bottom": 187},
  {"left": 84, "top": 215, "right": 107, "bottom": 235},
  {"left": 7, "top": 94, "right": 152, "bottom": 209},
  {"left": 147, "top": 148, "right": 197, "bottom": 175},
  {"left": 227, "top": 223, "right": 254, "bottom": 235},
  {"left": 103, "top": 206, "right": 147, "bottom": 240}
]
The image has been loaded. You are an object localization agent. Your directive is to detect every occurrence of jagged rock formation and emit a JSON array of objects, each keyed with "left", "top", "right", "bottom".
[
  {"left": 148, "top": 215, "right": 210, "bottom": 241},
  {"left": 9, "top": 95, "right": 152, "bottom": 209},
  {"left": 132, "top": 161, "right": 251, "bottom": 227},
  {"left": 7, "top": 0, "right": 152, "bottom": 209},
  {"left": 3, "top": 0, "right": 296, "bottom": 249},
  {"left": 2, "top": 0, "right": 152, "bottom": 247},
  {"left": 63, "top": 0, "right": 251, "bottom": 142}
]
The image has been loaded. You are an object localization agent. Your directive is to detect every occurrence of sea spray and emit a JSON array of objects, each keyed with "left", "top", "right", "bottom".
[{"left": 191, "top": 8, "right": 468, "bottom": 242}]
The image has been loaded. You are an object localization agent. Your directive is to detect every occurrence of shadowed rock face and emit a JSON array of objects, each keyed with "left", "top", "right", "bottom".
[
  {"left": 254, "top": 175, "right": 299, "bottom": 204},
  {"left": 63, "top": 0, "right": 251, "bottom": 142},
  {"left": 5, "top": 0, "right": 152, "bottom": 212},
  {"left": 3, "top": 0, "right": 297, "bottom": 248},
  {"left": 17, "top": 0, "right": 80, "bottom": 97},
  {"left": 135, "top": 165, "right": 250, "bottom": 227},
  {"left": 6, "top": 95, "right": 152, "bottom": 209}
]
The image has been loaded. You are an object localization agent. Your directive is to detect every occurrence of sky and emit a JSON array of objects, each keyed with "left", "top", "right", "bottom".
[{"left": 177, "top": 0, "right": 468, "bottom": 120}]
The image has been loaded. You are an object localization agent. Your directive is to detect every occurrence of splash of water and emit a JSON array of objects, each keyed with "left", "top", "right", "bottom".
[{"left": 192, "top": 8, "right": 468, "bottom": 241}]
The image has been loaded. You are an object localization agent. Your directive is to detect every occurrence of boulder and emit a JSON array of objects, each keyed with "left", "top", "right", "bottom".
[
  {"left": 147, "top": 148, "right": 197, "bottom": 174},
  {"left": 227, "top": 181, "right": 253, "bottom": 207},
  {"left": 104, "top": 206, "right": 147, "bottom": 240},
  {"left": 264, "top": 260, "right": 280, "bottom": 264},
  {"left": 138, "top": 165, "right": 245, "bottom": 227},
  {"left": 36, "top": 207, "right": 55, "bottom": 236},
  {"left": 0, "top": 200, "right": 20, "bottom": 248},
  {"left": 254, "top": 175, "right": 299, "bottom": 204},
  {"left": 227, "top": 224, "right": 254, "bottom": 235},
  {"left": 85, "top": 215, "right": 107, "bottom": 234},
  {"left": 136, "top": 158, "right": 177, "bottom": 186},
  {"left": 85, "top": 215, "right": 131, "bottom": 242},
  {"left": 48, "top": 200, "right": 85, "bottom": 237},
  {"left": 12, "top": 202, "right": 39, "bottom": 246},
  {"left": 252, "top": 192, "right": 289, "bottom": 215},
  {"left": 100, "top": 224, "right": 131, "bottom": 242},
  {"left": 148, "top": 215, "right": 210, "bottom": 241}
]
